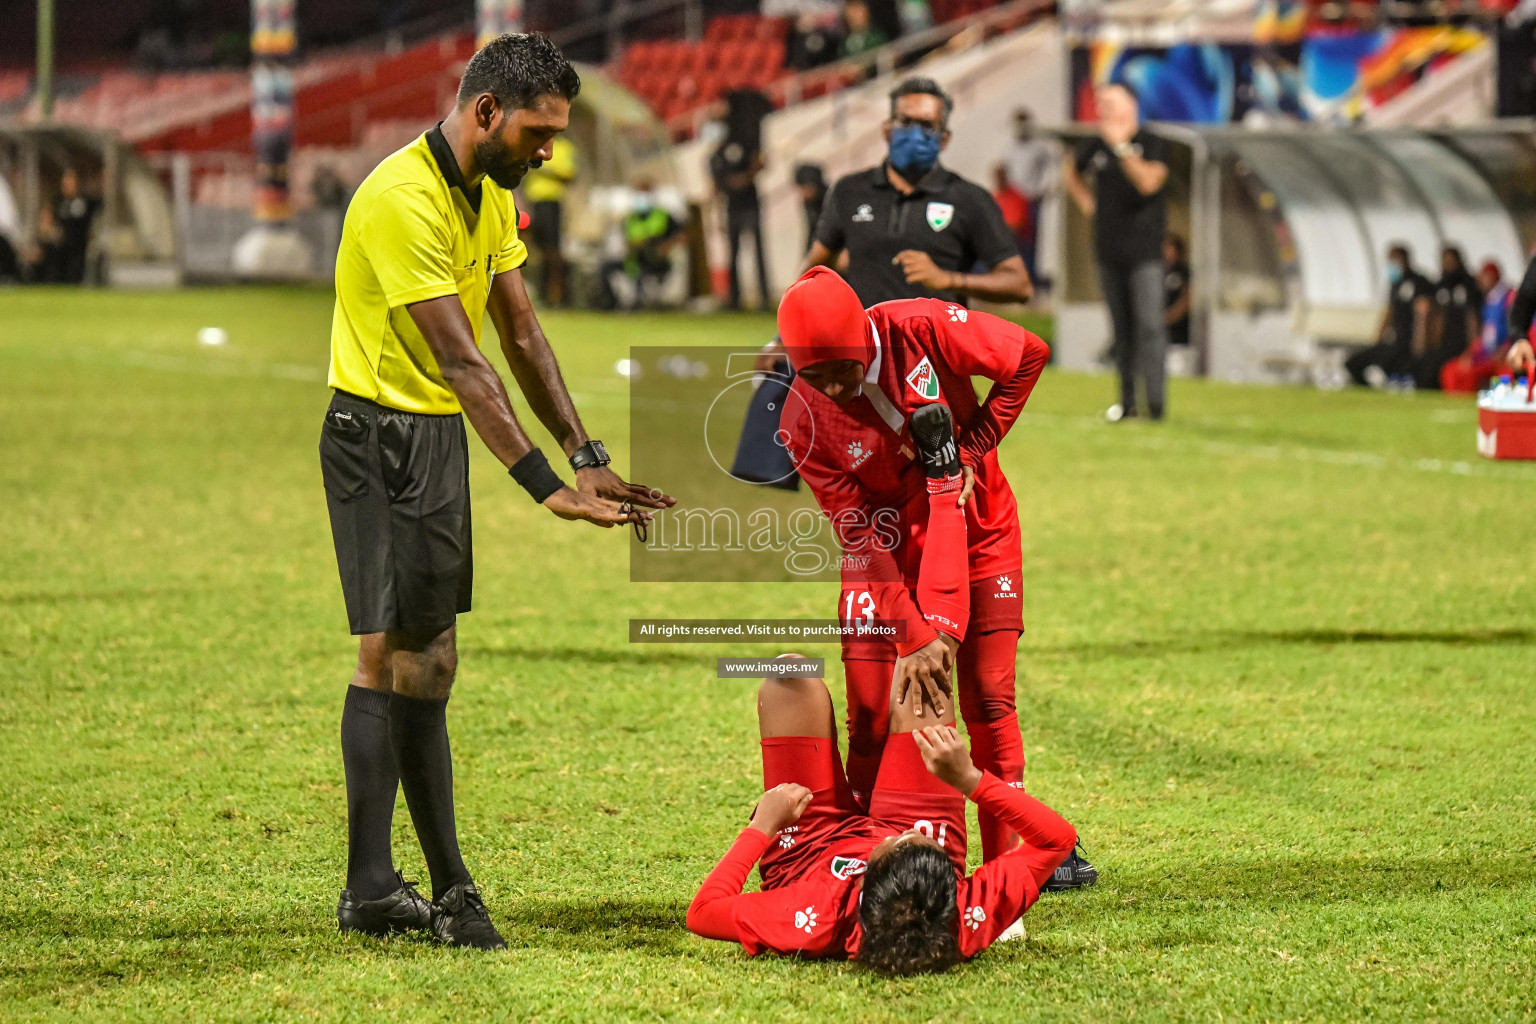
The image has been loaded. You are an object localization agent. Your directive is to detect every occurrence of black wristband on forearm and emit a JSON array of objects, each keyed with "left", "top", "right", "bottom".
[{"left": 509, "top": 448, "right": 565, "bottom": 504}]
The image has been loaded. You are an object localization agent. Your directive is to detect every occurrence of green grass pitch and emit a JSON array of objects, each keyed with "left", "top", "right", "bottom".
[{"left": 1, "top": 285, "right": 1533, "bottom": 1022}]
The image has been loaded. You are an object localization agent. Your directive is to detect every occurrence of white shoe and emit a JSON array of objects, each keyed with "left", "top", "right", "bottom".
[{"left": 994, "top": 916, "right": 1026, "bottom": 943}]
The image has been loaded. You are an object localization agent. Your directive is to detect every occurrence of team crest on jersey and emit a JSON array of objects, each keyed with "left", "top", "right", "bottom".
[
  {"left": 926, "top": 201, "right": 954, "bottom": 232},
  {"left": 829, "top": 855, "right": 867, "bottom": 880},
  {"left": 795, "top": 906, "right": 819, "bottom": 934},
  {"left": 852, "top": 203, "right": 875, "bottom": 223},
  {"left": 905, "top": 357, "right": 940, "bottom": 400}
]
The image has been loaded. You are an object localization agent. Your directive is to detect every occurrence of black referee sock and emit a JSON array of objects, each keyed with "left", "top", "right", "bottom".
[
  {"left": 388, "top": 692, "right": 472, "bottom": 901},
  {"left": 340, "top": 685, "right": 401, "bottom": 901}
]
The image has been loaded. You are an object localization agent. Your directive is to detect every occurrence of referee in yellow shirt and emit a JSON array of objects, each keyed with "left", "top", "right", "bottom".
[{"left": 322, "top": 33, "right": 673, "bottom": 950}]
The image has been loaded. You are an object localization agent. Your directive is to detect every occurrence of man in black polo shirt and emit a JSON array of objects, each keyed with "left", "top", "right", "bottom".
[
  {"left": 1345, "top": 243, "right": 1433, "bottom": 389},
  {"left": 1063, "top": 83, "right": 1171, "bottom": 421},
  {"left": 801, "top": 77, "right": 1034, "bottom": 307}
]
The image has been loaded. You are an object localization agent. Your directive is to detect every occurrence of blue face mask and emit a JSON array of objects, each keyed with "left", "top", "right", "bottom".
[
  {"left": 1387, "top": 263, "right": 1403, "bottom": 284},
  {"left": 888, "top": 124, "right": 941, "bottom": 180}
]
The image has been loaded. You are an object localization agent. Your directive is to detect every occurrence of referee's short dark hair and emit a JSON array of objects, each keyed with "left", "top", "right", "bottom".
[
  {"left": 458, "top": 33, "right": 581, "bottom": 112},
  {"left": 889, "top": 77, "right": 953, "bottom": 129}
]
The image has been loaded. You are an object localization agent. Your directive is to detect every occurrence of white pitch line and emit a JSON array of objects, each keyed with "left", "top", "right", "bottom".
[
  {"left": 5, "top": 345, "right": 329, "bottom": 384},
  {"left": 1022, "top": 411, "right": 1536, "bottom": 481}
]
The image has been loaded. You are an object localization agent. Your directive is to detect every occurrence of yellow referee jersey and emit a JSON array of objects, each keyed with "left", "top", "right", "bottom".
[{"left": 328, "top": 124, "right": 528, "bottom": 415}]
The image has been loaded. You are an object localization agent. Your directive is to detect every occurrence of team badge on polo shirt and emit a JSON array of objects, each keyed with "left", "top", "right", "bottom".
[
  {"left": 925, "top": 201, "right": 954, "bottom": 232},
  {"left": 906, "top": 356, "right": 940, "bottom": 400}
]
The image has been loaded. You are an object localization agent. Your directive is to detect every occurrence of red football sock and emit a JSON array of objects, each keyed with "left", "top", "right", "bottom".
[
  {"left": 968, "top": 713, "right": 1026, "bottom": 862},
  {"left": 842, "top": 659, "right": 891, "bottom": 811}
]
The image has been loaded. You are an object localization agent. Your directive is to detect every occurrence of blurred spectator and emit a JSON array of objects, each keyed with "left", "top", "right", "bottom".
[
  {"left": 788, "top": 11, "right": 841, "bottom": 70},
  {"left": 0, "top": 171, "right": 21, "bottom": 283},
  {"left": 710, "top": 139, "right": 770, "bottom": 311},
  {"left": 897, "top": 0, "right": 933, "bottom": 35},
  {"left": 522, "top": 136, "right": 577, "bottom": 307},
  {"left": 53, "top": 170, "right": 100, "bottom": 285},
  {"left": 1416, "top": 245, "right": 1482, "bottom": 391},
  {"left": 841, "top": 0, "right": 887, "bottom": 58},
  {"left": 29, "top": 205, "right": 65, "bottom": 283},
  {"left": 1063, "top": 83, "right": 1172, "bottom": 421},
  {"left": 311, "top": 165, "right": 349, "bottom": 212},
  {"left": 1346, "top": 243, "right": 1432, "bottom": 389},
  {"left": 1507, "top": 250, "right": 1536, "bottom": 371},
  {"left": 794, "top": 163, "right": 828, "bottom": 254},
  {"left": 1005, "top": 108, "right": 1056, "bottom": 287},
  {"left": 311, "top": 165, "right": 350, "bottom": 273},
  {"left": 1440, "top": 260, "right": 1512, "bottom": 394},
  {"left": 1164, "top": 233, "right": 1190, "bottom": 348},
  {"left": 990, "top": 163, "right": 1030, "bottom": 254},
  {"left": 601, "top": 182, "right": 682, "bottom": 312}
]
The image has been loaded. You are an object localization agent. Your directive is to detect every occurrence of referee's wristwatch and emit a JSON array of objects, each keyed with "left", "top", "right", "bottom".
[{"left": 569, "top": 440, "right": 611, "bottom": 472}]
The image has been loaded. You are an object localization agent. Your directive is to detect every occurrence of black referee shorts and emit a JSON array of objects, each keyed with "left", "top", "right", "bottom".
[{"left": 319, "top": 390, "right": 473, "bottom": 635}]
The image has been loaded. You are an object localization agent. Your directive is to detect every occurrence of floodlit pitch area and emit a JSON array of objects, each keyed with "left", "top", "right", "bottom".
[{"left": 2, "top": 287, "right": 1533, "bottom": 1021}]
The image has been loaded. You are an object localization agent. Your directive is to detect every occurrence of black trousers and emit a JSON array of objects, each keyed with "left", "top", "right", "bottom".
[
  {"left": 1345, "top": 339, "right": 1411, "bottom": 386},
  {"left": 1099, "top": 259, "right": 1168, "bottom": 417},
  {"left": 726, "top": 200, "right": 770, "bottom": 309}
]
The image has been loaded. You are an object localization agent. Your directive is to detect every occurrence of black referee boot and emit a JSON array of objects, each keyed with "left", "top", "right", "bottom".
[
  {"left": 431, "top": 881, "right": 507, "bottom": 950},
  {"left": 1043, "top": 843, "right": 1100, "bottom": 892},
  {"left": 337, "top": 871, "right": 433, "bottom": 936}
]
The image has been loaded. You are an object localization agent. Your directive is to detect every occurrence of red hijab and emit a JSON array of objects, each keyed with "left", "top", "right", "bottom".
[{"left": 776, "top": 267, "right": 873, "bottom": 372}]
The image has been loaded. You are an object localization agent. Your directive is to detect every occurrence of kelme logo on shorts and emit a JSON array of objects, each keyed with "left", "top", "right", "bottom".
[
  {"left": 829, "top": 855, "right": 867, "bottom": 880},
  {"left": 906, "top": 356, "right": 939, "bottom": 400}
]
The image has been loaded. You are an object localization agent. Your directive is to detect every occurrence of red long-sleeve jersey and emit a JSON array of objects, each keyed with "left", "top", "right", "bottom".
[
  {"left": 685, "top": 773, "right": 1076, "bottom": 959},
  {"left": 779, "top": 299, "right": 1049, "bottom": 656}
]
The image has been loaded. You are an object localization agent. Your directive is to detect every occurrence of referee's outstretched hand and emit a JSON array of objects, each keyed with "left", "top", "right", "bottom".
[
  {"left": 575, "top": 465, "right": 676, "bottom": 509},
  {"left": 542, "top": 486, "right": 646, "bottom": 528}
]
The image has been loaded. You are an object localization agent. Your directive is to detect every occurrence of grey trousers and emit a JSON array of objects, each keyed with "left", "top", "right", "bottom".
[{"left": 1099, "top": 259, "right": 1168, "bottom": 418}]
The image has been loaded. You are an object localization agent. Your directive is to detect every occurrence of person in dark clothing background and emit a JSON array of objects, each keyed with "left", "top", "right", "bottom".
[
  {"left": 787, "top": 10, "right": 841, "bottom": 71},
  {"left": 1507, "top": 250, "right": 1536, "bottom": 371},
  {"left": 793, "top": 163, "right": 827, "bottom": 254},
  {"left": 54, "top": 169, "right": 100, "bottom": 284},
  {"left": 1163, "top": 233, "right": 1190, "bottom": 349},
  {"left": 1416, "top": 245, "right": 1481, "bottom": 391},
  {"left": 1346, "top": 243, "right": 1433, "bottom": 389},
  {"left": 1063, "top": 83, "right": 1172, "bottom": 422},
  {"left": 710, "top": 141, "right": 770, "bottom": 310}
]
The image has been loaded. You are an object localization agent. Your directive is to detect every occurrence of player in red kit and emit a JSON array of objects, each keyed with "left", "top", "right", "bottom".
[
  {"left": 685, "top": 656, "right": 1078, "bottom": 973},
  {"left": 774, "top": 266, "right": 1095, "bottom": 887}
]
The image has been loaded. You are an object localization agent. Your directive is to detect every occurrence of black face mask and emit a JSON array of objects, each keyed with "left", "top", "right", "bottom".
[{"left": 475, "top": 130, "right": 536, "bottom": 190}]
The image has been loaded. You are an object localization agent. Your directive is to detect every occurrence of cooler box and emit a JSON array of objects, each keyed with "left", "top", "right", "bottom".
[{"left": 1477, "top": 380, "right": 1536, "bottom": 459}]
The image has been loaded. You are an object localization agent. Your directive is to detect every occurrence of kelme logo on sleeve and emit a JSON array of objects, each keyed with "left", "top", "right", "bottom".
[
  {"left": 905, "top": 356, "right": 940, "bottom": 400},
  {"left": 829, "top": 855, "right": 867, "bottom": 880}
]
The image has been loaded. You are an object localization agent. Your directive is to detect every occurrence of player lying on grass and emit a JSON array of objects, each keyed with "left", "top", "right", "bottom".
[
  {"left": 775, "top": 266, "right": 1095, "bottom": 887},
  {"left": 685, "top": 659, "right": 1077, "bottom": 974}
]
